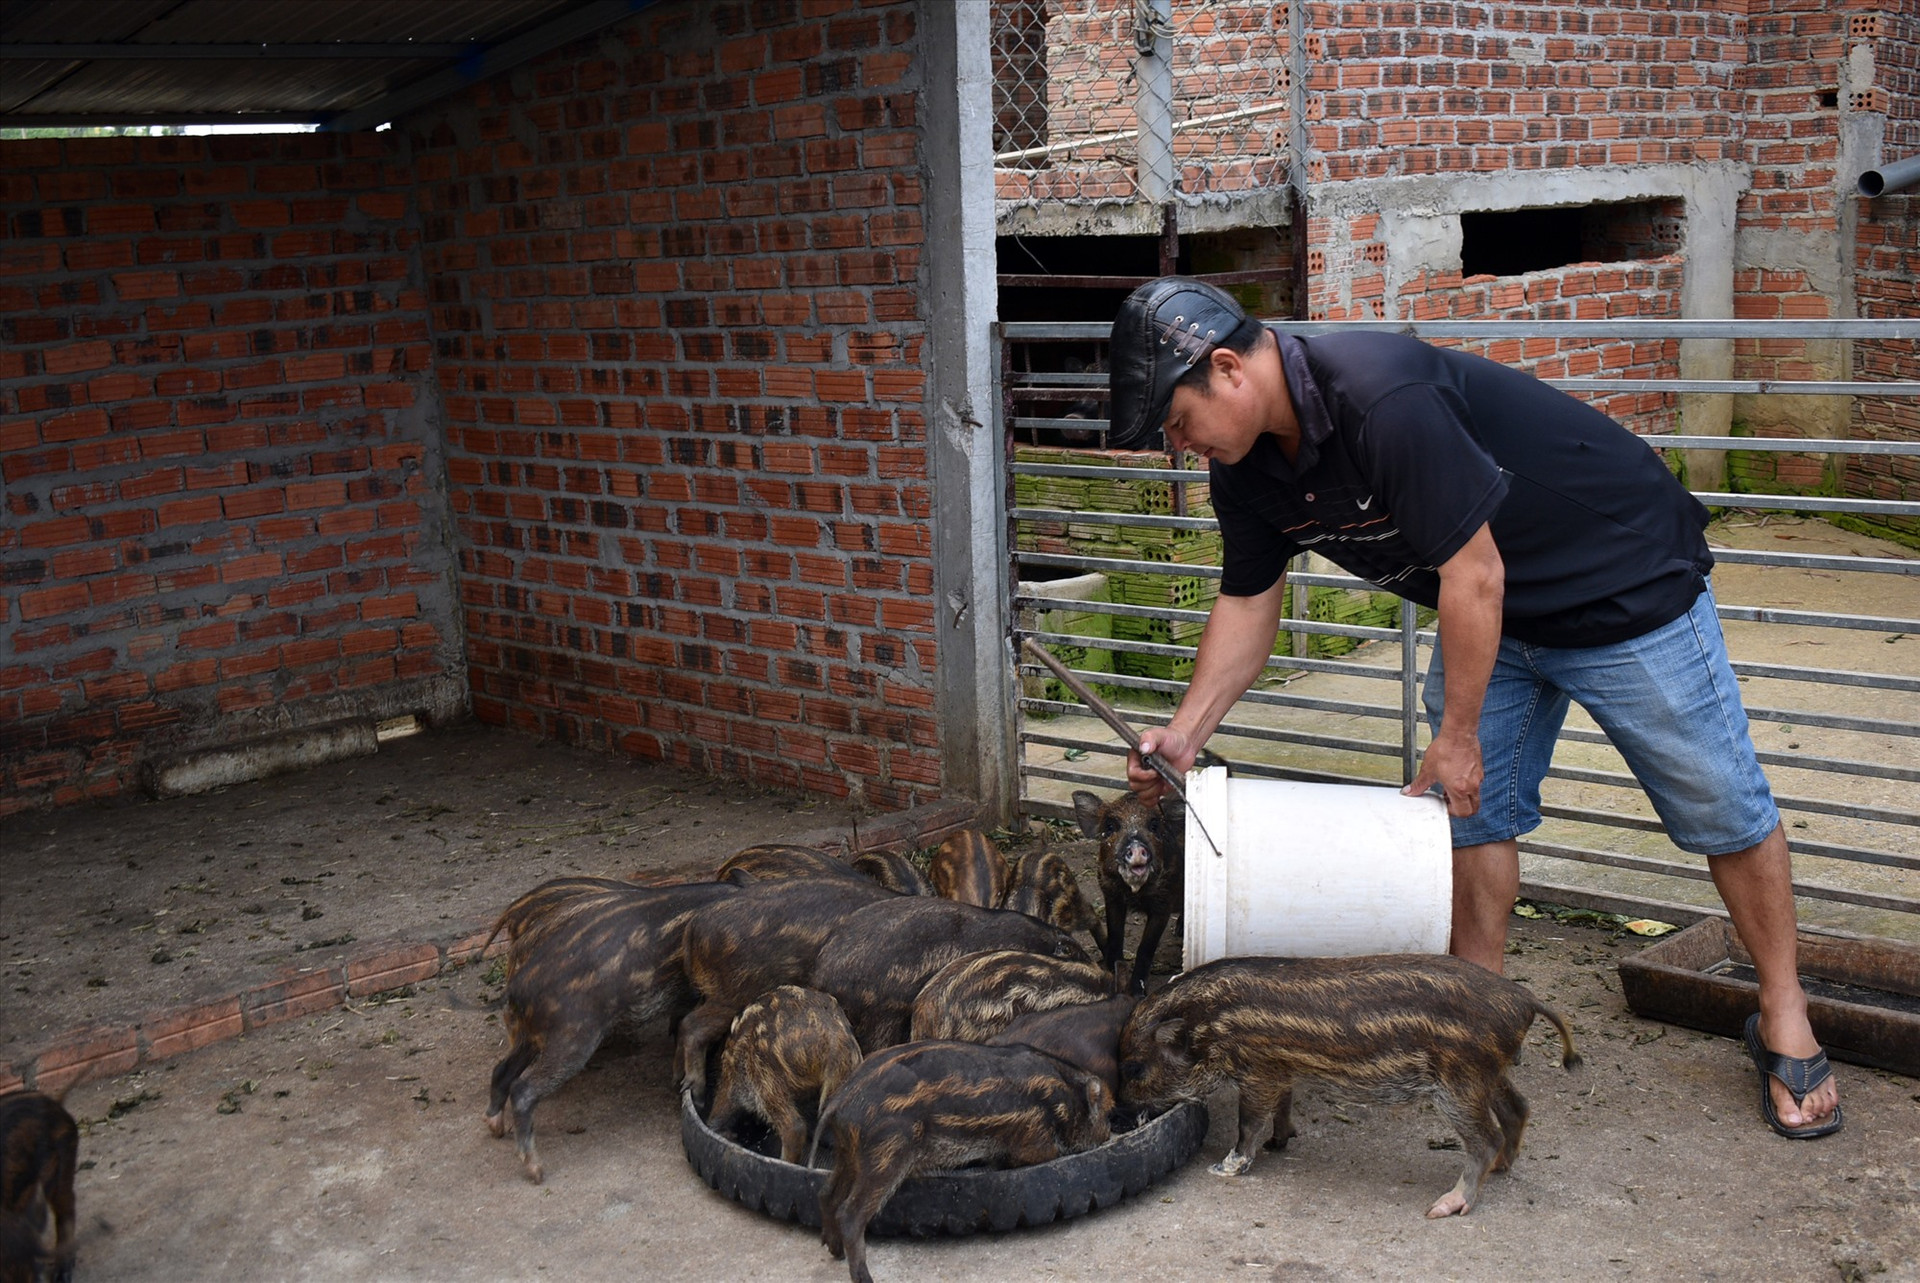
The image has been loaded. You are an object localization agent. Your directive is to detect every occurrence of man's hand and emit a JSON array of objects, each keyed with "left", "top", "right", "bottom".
[
  {"left": 1402, "top": 727, "right": 1485, "bottom": 817},
  {"left": 1128, "top": 728, "right": 1199, "bottom": 804}
]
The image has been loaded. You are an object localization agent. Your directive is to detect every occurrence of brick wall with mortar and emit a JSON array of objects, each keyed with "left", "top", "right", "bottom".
[
  {"left": 0, "top": 132, "right": 465, "bottom": 818},
  {"left": 402, "top": 0, "right": 941, "bottom": 811},
  {"left": 1290, "top": 2, "right": 1741, "bottom": 442},
  {"left": 1851, "top": 8, "right": 1920, "bottom": 539},
  {"left": 1727, "top": 0, "right": 1917, "bottom": 504}
]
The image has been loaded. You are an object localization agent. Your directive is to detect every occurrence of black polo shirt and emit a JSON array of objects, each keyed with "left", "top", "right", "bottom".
[{"left": 1212, "top": 329, "right": 1712, "bottom": 648}]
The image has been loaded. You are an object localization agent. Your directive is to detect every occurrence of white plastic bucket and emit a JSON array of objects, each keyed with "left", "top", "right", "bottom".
[{"left": 1182, "top": 766, "right": 1454, "bottom": 965}]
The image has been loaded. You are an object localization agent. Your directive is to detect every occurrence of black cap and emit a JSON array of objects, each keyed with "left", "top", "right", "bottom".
[{"left": 1106, "top": 276, "right": 1249, "bottom": 449}]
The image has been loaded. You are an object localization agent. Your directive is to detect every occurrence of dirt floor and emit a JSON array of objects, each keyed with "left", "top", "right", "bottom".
[
  {"left": 0, "top": 722, "right": 1915, "bottom": 1281},
  {"left": 3, "top": 512, "right": 1917, "bottom": 1280}
]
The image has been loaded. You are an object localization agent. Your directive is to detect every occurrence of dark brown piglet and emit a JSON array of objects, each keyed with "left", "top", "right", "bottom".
[
  {"left": 706, "top": 985, "right": 863, "bottom": 1164},
  {"left": 676, "top": 877, "right": 896, "bottom": 1099},
  {"left": 848, "top": 850, "right": 933, "bottom": 897},
  {"left": 927, "top": 828, "right": 1010, "bottom": 909},
  {"left": 808, "top": 897, "right": 1091, "bottom": 1053},
  {"left": 0, "top": 1091, "right": 77, "bottom": 1283},
  {"left": 0, "top": 1210, "right": 51, "bottom": 1283},
  {"left": 988, "top": 994, "right": 1138, "bottom": 1096},
  {"left": 484, "top": 881, "right": 736, "bottom": 1183},
  {"left": 813, "top": 1041, "right": 1113, "bottom": 1283},
  {"left": 482, "top": 876, "right": 643, "bottom": 976},
  {"left": 1003, "top": 849, "right": 1107, "bottom": 953},
  {"left": 908, "top": 948, "right": 1113, "bottom": 1042},
  {"left": 1116, "top": 954, "right": 1581, "bottom": 1218},
  {"left": 1073, "top": 789, "right": 1184, "bottom": 996},
  {"left": 714, "top": 844, "right": 861, "bottom": 886}
]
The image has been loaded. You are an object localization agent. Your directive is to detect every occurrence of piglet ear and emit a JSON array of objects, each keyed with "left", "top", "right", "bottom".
[
  {"left": 1153, "top": 1017, "right": 1187, "bottom": 1047},
  {"left": 1072, "top": 790, "right": 1105, "bottom": 838}
]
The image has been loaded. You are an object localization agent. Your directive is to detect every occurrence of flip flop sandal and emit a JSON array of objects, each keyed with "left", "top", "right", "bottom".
[{"left": 1743, "top": 1012, "right": 1843, "bottom": 1140}]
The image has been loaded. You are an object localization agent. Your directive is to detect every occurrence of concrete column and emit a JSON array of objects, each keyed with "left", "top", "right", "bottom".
[
  {"left": 1678, "top": 175, "right": 1741, "bottom": 490},
  {"left": 923, "top": 1, "right": 1013, "bottom": 820},
  {"left": 1135, "top": 0, "right": 1174, "bottom": 204}
]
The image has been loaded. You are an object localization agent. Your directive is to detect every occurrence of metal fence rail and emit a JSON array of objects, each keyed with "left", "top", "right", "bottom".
[{"left": 1005, "top": 317, "right": 1920, "bottom": 937}]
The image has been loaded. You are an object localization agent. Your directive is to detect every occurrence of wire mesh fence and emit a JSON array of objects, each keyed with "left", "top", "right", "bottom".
[{"left": 991, "top": 0, "right": 1296, "bottom": 209}]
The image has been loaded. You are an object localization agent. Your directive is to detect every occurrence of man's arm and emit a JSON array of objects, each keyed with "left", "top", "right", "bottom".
[
  {"left": 1401, "top": 522, "right": 1504, "bottom": 817},
  {"left": 1128, "top": 573, "right": 1289, "bottom": 800}
]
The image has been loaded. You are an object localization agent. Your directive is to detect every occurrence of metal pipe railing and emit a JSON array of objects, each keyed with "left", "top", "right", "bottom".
[{"left": 1006, "top": 316, "right": 1920, "bottom": 932}]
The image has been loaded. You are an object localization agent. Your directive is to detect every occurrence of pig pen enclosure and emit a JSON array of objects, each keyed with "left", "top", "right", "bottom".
[
  {"left": 5, "top": 0, "right": 1920, "bottom": 1277},
  {"left": 3, "top": 728, "right": 1917, "bottom": 1282}
]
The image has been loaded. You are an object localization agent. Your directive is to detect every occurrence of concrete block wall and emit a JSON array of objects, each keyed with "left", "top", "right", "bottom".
[
  {"left": 405, "top": 0, "right": 942, "bottom": 809},
  {"left": 0, "top": 133, "right": 466, "bottom": 817}
]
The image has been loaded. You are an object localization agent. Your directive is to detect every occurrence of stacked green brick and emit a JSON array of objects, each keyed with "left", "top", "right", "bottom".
[
  {"left": 1275, "top": 581, "right": 1431, "bottom": 660},
  {"left": 1015, "top": 446, "right": 1221, "bottom": 683},
  {"left": 1107, "top": 526, "right": 1219, "bottom": 681}
]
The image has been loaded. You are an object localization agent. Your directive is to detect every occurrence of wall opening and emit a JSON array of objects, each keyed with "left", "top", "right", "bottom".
[{"left": 1461, "top": 198, "right": 1682, "bottom": 278}]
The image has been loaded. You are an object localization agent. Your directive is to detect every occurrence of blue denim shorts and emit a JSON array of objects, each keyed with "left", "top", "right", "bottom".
[{"left": 1423, "top": 585, "right": 1780, "bottom": 855}]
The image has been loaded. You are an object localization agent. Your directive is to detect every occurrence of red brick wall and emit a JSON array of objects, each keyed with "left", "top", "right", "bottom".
[
  {"left": 1852, "top": 6, "right": 1920, "bottom": 535},
  {"left": 1305, "top": 0, "right": 1745, "bottom": 182},
  {"left": 0, "top": 133, "right": 463, "bottom": 816},
  {"left": 405, "top": 0, "right": 941, "bottom": 809},
  {"left": 1731, "top": 0, "right": 1849, "bottom": 329}
]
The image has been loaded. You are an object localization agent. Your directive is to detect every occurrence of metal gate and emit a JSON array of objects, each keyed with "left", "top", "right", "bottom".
[{"left": 1004, "top": 316, "right": 1920, "bottom": 940}]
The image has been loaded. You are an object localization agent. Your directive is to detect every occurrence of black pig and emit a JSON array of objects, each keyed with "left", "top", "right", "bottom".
[
  {"left": 1116, "top": 954, "right": 1581, "bottom": 1218},
  {"left": 813, "top": 1041, "right": 1113, "bottom": 1283},
  {"left": 1072, "top": 789, "right": 1184, "bottom": 995},
  {"left": 484, "top": 880, "right": 735, "bottom": 1183},
  {"left": 705, "top": 985, "right": 864, "bottom": 1164},
  {"left": 927, "top": 829, "right": 1010, "bottom": 909},
  {"left": 808, "top": 898, "right": 1090, "bottom": 1052},
  {"left": 988, "top": 994, "right": 1138, "bottom": 1096},
  {"left": 675, "top": 877, "right": 895, "bottom": 1098},
  {"left": 0, "top": 1091, "right": 77, "bottom": 1283},
  {"left": 908, "top": 948, "right": 1113, "bottom": 1042}
]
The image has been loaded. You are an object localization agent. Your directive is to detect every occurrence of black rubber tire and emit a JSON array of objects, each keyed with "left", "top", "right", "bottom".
[{"left": 680, "top": 1092, "right": 1209, "bottom": 1237}]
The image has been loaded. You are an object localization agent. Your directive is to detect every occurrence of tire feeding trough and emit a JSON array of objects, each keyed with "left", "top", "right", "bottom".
[{"left": 681, "top": 1091, "right": 1209, "bottom": 1236}]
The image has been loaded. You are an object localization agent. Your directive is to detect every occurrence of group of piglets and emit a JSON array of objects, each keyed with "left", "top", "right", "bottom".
[{"left": 482, "top": 786, "right": 1581, "bottom": 1283}]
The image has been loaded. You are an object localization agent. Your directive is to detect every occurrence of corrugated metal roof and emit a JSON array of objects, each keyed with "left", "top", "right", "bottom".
[{"left": 0, "top": 0, "right": 651, "bottom": 129}]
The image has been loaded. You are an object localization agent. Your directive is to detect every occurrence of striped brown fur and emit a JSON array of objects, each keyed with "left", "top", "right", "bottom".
[
  {"left": 1002, "top": 850, "right": 1108, "bottom": 954},
  {"left": 814, "top": 1041, "right": 1113, "bottom": 1283},
  {"left": 987, "top": 995, "right": 1138, "bottom": 1095},
  {"left": 1117, "top": 954, "right": 1580, "bottom": 1218},
  {"left": 908, "top": 948, "right": 1114, "bottom": 1042},
  {"left": 713, "top": 844, "right": 859, "bottom": 886},
  {"left": 482, "top": 877, "right": 647, "bottom": 977},
  {"left": 847, "top": 850, "right": 933, "bottom": 897},
  {"left": 927, "top": 829, "right": 1010, "bottom": 909},
  {"left": 675, "top": 877, "right": 895, "bottom": 1099},
  {"left": 706, "top": 986, "right": 863, "bottom": 1165},
  {"left": 807, "top": 898, "right": 1091, "bottom": 1053},
  {"left": 483, "top": 880, "right": 736, "bottom": 1184}
]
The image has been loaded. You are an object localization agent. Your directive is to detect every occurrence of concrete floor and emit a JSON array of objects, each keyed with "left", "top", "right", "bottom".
[{"left": 3, "top": 723, "right": 1916, "bottom": 1281}]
